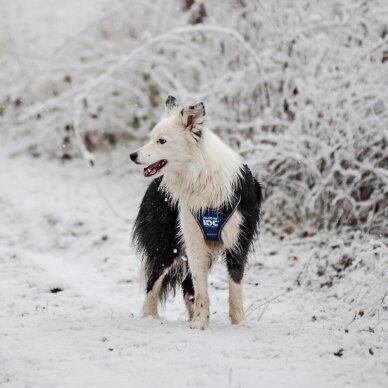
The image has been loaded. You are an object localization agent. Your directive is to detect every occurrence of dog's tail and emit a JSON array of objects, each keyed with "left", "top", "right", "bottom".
[
  {"left": 253, "top": 177, "right": 263, "bottom": 237},
  {"left": 159, "top": 261, "right": 189, "bottom": 302},
  {"left": 254, "top": 178, "right": 263, "bottom": 208}
]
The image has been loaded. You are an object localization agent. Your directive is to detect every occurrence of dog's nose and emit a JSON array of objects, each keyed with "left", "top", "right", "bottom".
[{"left": 130, "top": 152, "right": 138, "bottom": 162}]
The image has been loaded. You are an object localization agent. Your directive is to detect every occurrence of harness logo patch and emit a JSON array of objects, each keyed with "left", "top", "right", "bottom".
[
  {"left": 195, "top": 210, "right": 225, "bottom": 241},
  {"left": 203, "top": 218, "right": 219, "bottom": 227},
  {"left": 193, "top": 196, "right": 241, "bottom": 242}
]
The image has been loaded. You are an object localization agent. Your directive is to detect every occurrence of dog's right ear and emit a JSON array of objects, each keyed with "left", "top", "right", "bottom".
[
  {"left": 180, "top": 102, "right": 206, "bottom": 131},
  {"left": 164, "top": 95, "right": 178, "bottom": 114}
]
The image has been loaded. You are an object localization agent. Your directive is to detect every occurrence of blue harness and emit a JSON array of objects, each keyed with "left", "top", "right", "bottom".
[{"left": 193, "top": 196, "right": 241, "bottom": 242}]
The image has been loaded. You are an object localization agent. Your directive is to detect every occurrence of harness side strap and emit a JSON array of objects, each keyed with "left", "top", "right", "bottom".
[{"left": 217, "top": 196, "right": 241, "bottom": 240}]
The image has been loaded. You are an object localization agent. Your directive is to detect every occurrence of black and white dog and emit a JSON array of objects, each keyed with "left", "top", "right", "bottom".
[{"left": 131, "top": 96, "right": 262, "bottom": 329}]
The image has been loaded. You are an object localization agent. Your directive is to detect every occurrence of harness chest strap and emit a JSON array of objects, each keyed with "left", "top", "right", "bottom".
[{"left": 192, "top": 196, "right": 241, "bottom": 242}]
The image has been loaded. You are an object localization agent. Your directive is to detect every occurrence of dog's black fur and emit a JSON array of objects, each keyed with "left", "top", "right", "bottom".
[
  {"left": 133, "top": 165, "right": 262, "bottom": 305},
  {"left": 132, "top": 177, "right": 189, "bottom": 302}
]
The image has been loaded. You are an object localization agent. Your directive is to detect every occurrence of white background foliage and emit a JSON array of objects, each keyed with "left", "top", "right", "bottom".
[{"left": 2, "top": 0, "right": 387, "bottom": 235}]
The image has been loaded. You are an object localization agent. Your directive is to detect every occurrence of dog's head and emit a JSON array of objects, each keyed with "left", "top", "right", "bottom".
[{"left": 130, "top": 96, "right": 206, "bottom": 178}]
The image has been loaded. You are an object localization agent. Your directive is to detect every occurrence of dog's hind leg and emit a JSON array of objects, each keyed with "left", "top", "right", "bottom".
[
  {"left": 142, "top": 270, "right": 166, "bottom": 318},
  {"left": 182, "top": 273, "right": 195, "bottom": 320},
  {"left": 225, "top": 249, "right": 247, "bottom": 324}
]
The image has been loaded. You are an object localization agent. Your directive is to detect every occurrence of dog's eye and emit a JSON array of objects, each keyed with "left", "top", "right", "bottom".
[{"left": 157, "top": 139, "right": 167, "bottom": 145}]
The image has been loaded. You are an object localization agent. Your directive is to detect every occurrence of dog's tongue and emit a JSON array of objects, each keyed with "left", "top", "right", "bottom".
[
  {"left": 143, "top": 165, "right": 158, "bottom": 177},
  {"left": 143, "top": 160, "right": 167, "bottom": 177}
]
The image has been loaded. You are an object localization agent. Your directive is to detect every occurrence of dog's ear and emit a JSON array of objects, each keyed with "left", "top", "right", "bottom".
[
  {"left": 165, "top": 95, "right": 178, "bottom": 114},
  {"left": 180, "top": 102, "right": 206, "bottom": 131}
]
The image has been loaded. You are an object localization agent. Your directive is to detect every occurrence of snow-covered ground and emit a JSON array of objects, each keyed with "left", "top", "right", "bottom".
[{"left": 0, "top": 153, "right": 387, "bottom": 388}]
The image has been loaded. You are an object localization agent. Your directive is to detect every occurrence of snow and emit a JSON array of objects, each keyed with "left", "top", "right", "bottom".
[{"left": 0, "top": 153, "right": 387, "bottom": 388}]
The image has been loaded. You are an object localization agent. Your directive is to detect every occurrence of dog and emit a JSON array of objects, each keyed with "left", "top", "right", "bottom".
[{"left": 130, "top": 96, "right": 262, "bottom": 329}]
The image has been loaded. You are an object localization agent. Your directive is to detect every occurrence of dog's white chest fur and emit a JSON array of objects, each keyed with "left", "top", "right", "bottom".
[{"left": 161, "top": 129, "right": 243, "bottom": 210}]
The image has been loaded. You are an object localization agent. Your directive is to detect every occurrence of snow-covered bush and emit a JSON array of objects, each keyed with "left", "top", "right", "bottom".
[{"left": 1, "top": 0, "right": 387, "bottom": 236}]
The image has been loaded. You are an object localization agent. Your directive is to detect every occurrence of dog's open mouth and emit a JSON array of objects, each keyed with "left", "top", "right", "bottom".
[{"left": 143, "top": 160, "right": 167, "bottom": 177}]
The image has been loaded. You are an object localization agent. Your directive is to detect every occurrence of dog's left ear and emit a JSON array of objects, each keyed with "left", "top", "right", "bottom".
[
  {"left": 180, "top": 102, "right": 206, "bottom": 131},
  {"left": 164, "top": 95, "right": 178, "bottom": 115}
]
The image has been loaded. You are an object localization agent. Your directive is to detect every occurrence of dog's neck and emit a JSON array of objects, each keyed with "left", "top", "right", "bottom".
[{"left": 161, "top": 129, "right": 243, "bottom": 211}]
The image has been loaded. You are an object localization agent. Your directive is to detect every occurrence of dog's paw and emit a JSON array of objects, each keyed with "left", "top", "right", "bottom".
[
  {"left": 237, "top": 320, "right": 253, "bottom": 329},
  {"left": 189, "top": 314, "right": 209, "bottom": 330},
  {"left": 190, "top": 320, "right": 208, "bottom": 330},
  {"left": 142, "top": 311, "right": 159, "bottom": 319},
  {"left": 229, "top": 308, "right": 245, "bottom": 325}
]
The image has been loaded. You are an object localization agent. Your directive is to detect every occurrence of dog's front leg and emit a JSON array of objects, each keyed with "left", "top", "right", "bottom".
[
  {"left": 180, "top": 207, "right": 210, "bottom": 330},
  {"left": 225, "top": 249, "right": 246, "bottom": 324},
  {"left": 186, "top": 246, "right": 210, "bottom": 330},
  {"left": 186, "top": 248, "right": 210, "bottom": 330}
]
